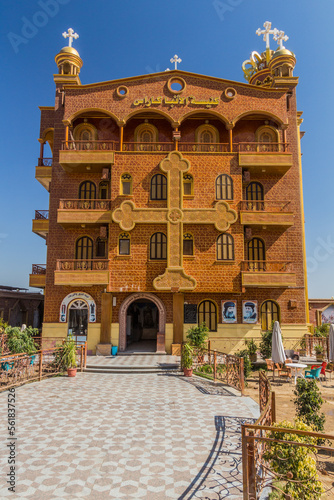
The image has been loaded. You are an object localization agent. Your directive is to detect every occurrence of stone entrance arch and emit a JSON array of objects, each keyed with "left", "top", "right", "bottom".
[{"left": 119, "top": 293, "right": 166, "bottom": 352}]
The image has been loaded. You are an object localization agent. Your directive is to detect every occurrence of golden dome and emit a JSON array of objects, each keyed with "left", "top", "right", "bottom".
[
  {"left": 59, "top": 46, "right": 80, "bottom": 56},
  {"left": 271, "top": 48, "right": 295, "bottom": 59}
]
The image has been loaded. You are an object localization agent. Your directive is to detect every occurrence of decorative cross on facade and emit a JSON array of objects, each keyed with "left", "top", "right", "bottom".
[
  {"left": 273, "top": 30, "right": 289, "bottom": 50},
  {"left": 256, "top": 21, "right": 276, "bottom": 49},
  {"left": 170, "top": 54, "right": 182, "bottom": 70},
  {"left": 112, "top": 151, "right": 237, "bottom": 291},
  {"left": 62, "top": 28, "right": 79, "bottom": 47}
]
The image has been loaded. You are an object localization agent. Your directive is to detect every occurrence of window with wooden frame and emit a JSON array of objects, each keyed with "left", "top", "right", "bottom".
[
  {"left": 118, "top": 233, "right": 130, "bottom": 256},
  {"left": 183, "top": 174, "right": 193, "bottom": 196},
  {"left": 255, "top": 126, "right": 278, "bottom": 143},
  {"left": 99, "top": 181, "right": 109, "bottom": 200},
  {"left": 121, "top": 174, "right": 132, "bottom": 195},
  {"left": 247, "top": 237, "right": 265, "bottom": 270},
  {"left": 260, "top": 300, "right": 280, "bottom": 330},
  {"left": 150, "top": 174, "right": 167, "bottom": 200},
  {"left": 96, "top": 237, "right": 107, "bottom": 258},
  {"left": 76, "top": 236, "right": 93, "bottom": 260},
  {"left": 195, "top": 124, "right": 219, "bottom": 144},
  {"left": 216, "top": 174, "right": 233, "bottom": 200},
  {"left": 134, "top": 123, "right": 158, "bottom": 151},
  {"left": 246, "top": 182, "right": 264, "bottom": 210},
  {"left": 198, "top": 300, "right": 217, "bottom": 332},
  {"left": 79, "top": 181, "right": 96, "bottom": 200},
  {"left": 150, "top": 232, "right": 167, "bottom": 260},
  {"left": 73, "top": 123, "right": 98, "bottom": 142},
  {"left": 183, "top": 233, "right": 194, "bottom": 256},
  {"left": 217, "top": 233, "right": 234, "bottom": 261}
]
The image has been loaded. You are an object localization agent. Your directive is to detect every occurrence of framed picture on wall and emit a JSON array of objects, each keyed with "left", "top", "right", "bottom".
[
  {"left": 222, "top": 301, "right": 237, "bottom": 323},
  {"left": 242, "top": 301, "right": 258, "bottom": 324}
]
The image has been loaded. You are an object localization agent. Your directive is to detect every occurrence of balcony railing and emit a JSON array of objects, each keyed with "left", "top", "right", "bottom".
[
  {"left": 235, "top": 142, "right": 289, "bottom": 152},
  {"left": 178, "top": 142, "right": 229, "bottom": 153},
  {"left": 122, "top": 142, "right": 174, "bottom": 152},
  {"left": 32, "top": 264, "right": 46, "bottom": 275},
  {"left": 59, "top": 200, "right": 111, "bottom": 210},
  {"left": 56, "top": 259, "right": 108, "bottom": 271},
  {"left": 34, "top": 210, "right": 49, "bottom": 220},
  {"left": 61, "top": 141, "right": 118, "bottom": 151},
  {"left": 241, "top": 261, "right": 292, "bottom": 272},
  {"left": 38, "top": 157, "right": 53, "bottom": 166},
  {"left": 239, "top": 201, "right": 291, "bottom": 212}
]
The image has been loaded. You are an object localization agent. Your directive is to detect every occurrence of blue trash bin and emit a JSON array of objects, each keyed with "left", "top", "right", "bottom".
[{"left": 111, "top": 346, "right": 118, "bottom": 356}]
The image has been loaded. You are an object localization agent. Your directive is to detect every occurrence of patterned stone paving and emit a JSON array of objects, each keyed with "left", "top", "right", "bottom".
[
  {"left": 0, "top": 372, "right": 259, "bottom": 499},
  {"left": 87, "top": 354, "right": 180, "bottom": 367}
]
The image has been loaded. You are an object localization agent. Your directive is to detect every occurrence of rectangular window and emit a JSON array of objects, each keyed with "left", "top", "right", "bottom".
[
  {"left": 122, "top": 181, "right": 131, "bottom": 195},
  {"left": 119, "top": 239, "right": 130, "bottom": 255},
  {"left": 184, "top": 182, "right": 192, "bottom": 195},
  {"left": 183, "top": 239, "right": 193, "bottom": 255}
]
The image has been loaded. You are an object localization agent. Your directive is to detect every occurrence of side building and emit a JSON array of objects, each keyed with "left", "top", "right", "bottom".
[{"left": 31, "top": 27, "right": 309, "bottom": 354}]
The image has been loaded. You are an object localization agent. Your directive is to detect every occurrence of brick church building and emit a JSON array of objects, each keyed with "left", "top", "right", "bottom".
[{"left": 30, "top": 25, "right": 309, "bottom": 354}]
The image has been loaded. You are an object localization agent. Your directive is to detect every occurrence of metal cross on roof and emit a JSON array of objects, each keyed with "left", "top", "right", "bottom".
[
  {"left": 170, "top": 54, "right": 182, "bottom": 70},
  {"left": 273, "top": 30, "right": 289, "bottom": 50},
  {"left": 62, "top": 28, "right": 79, "bottom": 47},
  {"left": 256, "top": 21, "right": 276, "bottom": 50}
]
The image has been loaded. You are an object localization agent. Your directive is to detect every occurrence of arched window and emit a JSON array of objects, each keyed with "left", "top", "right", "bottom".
[
  {"left": 73, "top": 123, "right": 97, "bottom": 150},
  {"left": 198, "top": 300, "right": 217, "bottom": 332},
  {"left": 247, "top": 238, "right": 265, "bottom": 271},
  {"left": 255, "top": 126, "right": 278, "bottom": 152},
  {"left": 96, "top": 237, "right": 107, "bottom": 258},
  {"left": 76, "top": 236, "right": 93, "bottom": 260},
  {"left": 246, "top": 182, "right": 264, "bottom": 210},
  {"left": 150, "top": 233, "right": 167, "bottom": 260},
  {"left": 195, "top": 124, "right": 219, "bottom": 152},
  {"left": 151, "top": 174, "right": 167, "bottom": 200},
  {"left": 121, "top": 174, "right": 132, "bottom": 195},
  {"left": 119, "top": 233, "right": 130, "bottom": 255},
  {"left": 134, "top": 123, "right": 158, "bottom": 151},
  {"left": 217, "top": 234, "right": 234, "bottom": 260},
  {"left": 183, "top": 233, "right": 194, "bottom": 256},
  {"left": 79, "top": 181, "right": 96, "bottom": 200},
  {"left": 68, "top": 300, "right": 88, "bottom": 337},
  {"left": 261, "top": 300, "right": 280, "bottom": 330},
  {"left": 183, "top": 174, "right": 193, "bottom": 196},
  {"left": 216, "top": 174, "right": 233, "bottom": 200}
]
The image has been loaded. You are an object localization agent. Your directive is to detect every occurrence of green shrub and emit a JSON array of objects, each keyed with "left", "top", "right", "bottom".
[
  {"left": 259, "top": 321, "right": 277, "bottom": 359},
  {"left": 5, "top": 326, "right": 38, "bottom": 355},
  {"left": 265, "top": 419, "right": 324, "bottom": 499},
  {"left": 181, "top": 343, "right": 193, "bottom": 369},
  {"left": 245, "top": 338, "right": 258, "bottom": 356},
  {"left": 186, "top": 323, "right": 209, "bottom": 348},
  {"left": 314, "top": 323, "right": 330, "bottom": 337},
  {"left": 293, "top": 378, "right": 325, "bottom": 434},
  {"left": 235, "top": 349, "right": 252, "bottom": 379}
]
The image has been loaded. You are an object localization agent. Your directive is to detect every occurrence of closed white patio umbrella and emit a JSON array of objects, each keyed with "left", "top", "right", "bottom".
[
  {"left": 272, "top": 321, "right": 286, "bottom": 379},
  {"left": 329, "top": 324, "right": 334, "bottom": 362}
]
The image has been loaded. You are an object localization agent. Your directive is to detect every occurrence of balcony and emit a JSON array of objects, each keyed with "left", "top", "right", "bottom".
[
  {"left": 178, "top": 143, "right": 229, "bottom": 153},
  {"left": 239, "top": 201, "right": 294, "bottom": 228},
  {"left": 59, "top": 141, "right": 116, "bottom": 172},
  {"left": 54, "top": 259, "right": 109, "bottom": 286},
  {"left": 57, "top": 200, "right": 111, "bottom": 227},
  {"left": 35, "top": 158, "right": 52, "bottom": 190},
  {"left": 241, "top": 261, "right": 296, "bottom": 288},
  {"left": 29, "top": 264, "right": 46, "bottom": 288},
  {"left": 32, "top": 210, "right": 49, "bottom": 239},
  {"left": 123, "top": 142, "right": 174, "bottom": 152},
  {"left": 237, "top": 143, "right": 292, "bottom": 175}
]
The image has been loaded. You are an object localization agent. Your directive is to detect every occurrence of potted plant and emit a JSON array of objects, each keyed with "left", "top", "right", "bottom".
[
  {"left": 61, "top": 335, "right": 78, "bottom": 377},
  {"left": 186, "top": 323, "right": 209, "bottom": 363},
  {"left": 314, "top": 344, "right": 324, "bottom": 362},
  {"left": 299, "top": 337, "right": 307, "bottom": 357},
  {"left": 246, "top": 338, "right": 258, "bottom": 363},
  {"left": 181, "top": 343, "right": 194, "bottom": 377}
]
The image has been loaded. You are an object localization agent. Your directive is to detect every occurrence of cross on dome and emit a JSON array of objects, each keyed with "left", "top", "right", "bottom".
[
  {"left": 170, "top": 55, "right": 182, "bottom": 70},
  {"left": 273, "top": 30, "right": 289, "bottom": 50},
  {"left": 256, "top": 21, "right": 276, "bottom": 50},
  {"left": 62, "top": 28, "right": 79, "bottom": 47}
]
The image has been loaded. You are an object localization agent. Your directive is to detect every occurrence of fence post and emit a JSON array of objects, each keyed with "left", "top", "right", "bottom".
[
  {"left": 271, "top": 391, "right": 276, "bottom": 423},
  {"left": 247, "top": 430, "right": 257, "bottom": 499},
  {"left": 39, "top": 351, "right": 43, "bottom": 381},
  {"left": 208, "top": 340, "right": 211, "bottom": 365},
  {"left": 84, "top": 341, "right": 87, "bottom": 367},
  {"left": 240, "top": 357, "right": 245, "bottom": 395},
  {"left": 80, "top": 345, "right": 84, "bottom": 372},
  {"left": 241, "top": 425, "right": 249, "bottom": 500},
  {"left": 213, "top": 350, "right": 217, "bottom": 382}
]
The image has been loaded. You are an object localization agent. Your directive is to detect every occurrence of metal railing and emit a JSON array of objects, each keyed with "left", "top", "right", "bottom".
[
  {"left": 38, "top": 157, "right": 53, "bottom": 166},
  {"left": 59, "top": 199, "right": 111, "bottom": 210},
  {"left": 34, "top": 210, "right": 49, "bottom": 220},
  {"left": 239, "top": 200, "right": 291, "bottom": 212},
  {"left": 56, "top": 259, "right": 108, "bottom": 271},
  {"left": 0, "top": 343, "right": 87, "bottom": 391},
  {"left": 241, "top": 372, "right": 334, "bottom": 499},
  {"left": 61, "top": 140, "right": 118, "bottom": 151},
  {"left": 32, "top": 264, "right": 46, "bottom": 275},
  {"left": 122, "top": 142, "right": 174, "bottom": 152},
  {"left": 304, "top": 334, "right": 329, "bottom": 358},
  {"left": 241, "top": 261, "right": 292, "bottom": 272},
  {"left": 235, "top": 142, "right": 289, "bottom": 153},
  {"left": 178, "top": 142, "right": 229, "bottom": 153}
]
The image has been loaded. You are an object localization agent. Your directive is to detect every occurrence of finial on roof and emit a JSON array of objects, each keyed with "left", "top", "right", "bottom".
[
  {"left": 170, "top": 55, "right": 182, "bottom": 70},
  {"left": 62, "top": 28, "right": 79, "bottom": 48}
]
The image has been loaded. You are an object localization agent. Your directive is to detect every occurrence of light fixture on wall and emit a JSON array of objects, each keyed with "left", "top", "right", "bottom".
[{"left": 112, "top": 297, "right": 117, "bottom": 307}]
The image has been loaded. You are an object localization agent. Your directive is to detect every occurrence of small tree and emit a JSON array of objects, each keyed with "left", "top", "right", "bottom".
[
  {"left": 265, "top": 419, "right": 324, "bottom": 499},
  {"left": 234, "top": 349, "right": 252, "bottom": 379},
  {"left": 259, "top": 321, "right": 275, "bottom": 359},
  {"left": 314, "top": 323, "right": 330, "bottom": 337},
  {"left": 5, "top": 326, "right": 38, "bottom": 355},
  {"left": 186, "top": 323, "right": 209, "bottom": 348},
  {"left": 293, "top": 378, "right": 325, "bottom": 434}
]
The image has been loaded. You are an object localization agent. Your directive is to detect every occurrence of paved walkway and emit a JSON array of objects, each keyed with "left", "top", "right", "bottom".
[
  {"left": 87, "top": 354, "right": 180, "bottom": 367},
  {"left": 0, "top": 372, "right": 259, "bottom": 499}
]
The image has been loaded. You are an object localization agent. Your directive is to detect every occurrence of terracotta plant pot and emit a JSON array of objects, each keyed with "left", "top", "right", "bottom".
[
  {"left": 183, "top": 368, "right": 193, "bottom": 377},
  {"left": 67, "top": 367, "right": 77, "bottom": 377},
  {"left": 316, "top": 354, "right": 324, "bottom": 362},
  {"left": 250, "top": 354, "right": 257, "bottom": 363}
]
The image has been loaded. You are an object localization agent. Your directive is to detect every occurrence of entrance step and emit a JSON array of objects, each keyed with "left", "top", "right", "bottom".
[
  {"left": 117, "top": 351, "right": 166, "bottom": 356},
  {"left": 84, "top": 363, "right": 180, "bottom": 374}
]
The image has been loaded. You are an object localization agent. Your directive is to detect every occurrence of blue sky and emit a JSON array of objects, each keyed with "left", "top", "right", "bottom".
[{"left": 0, "top": 0, "right": 333, "bottom": 298}]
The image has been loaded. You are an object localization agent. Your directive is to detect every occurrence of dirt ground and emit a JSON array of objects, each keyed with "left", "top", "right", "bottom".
[{"left": 244, "top": 370, "right": 334, "bottom": 434}]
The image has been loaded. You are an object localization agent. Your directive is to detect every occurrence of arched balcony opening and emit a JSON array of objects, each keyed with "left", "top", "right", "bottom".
[
  {"left": 63, "top": 111, "right": 119, "bottom": 151},
  {"left": 122, "top": 112, "right": 174, "bottom": 152},
  {"left": 179, "top": 113, "right": 229, "bottom": 153},
  {"left": 232, "top": 113, "right": 286, "bottom": 152}
]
